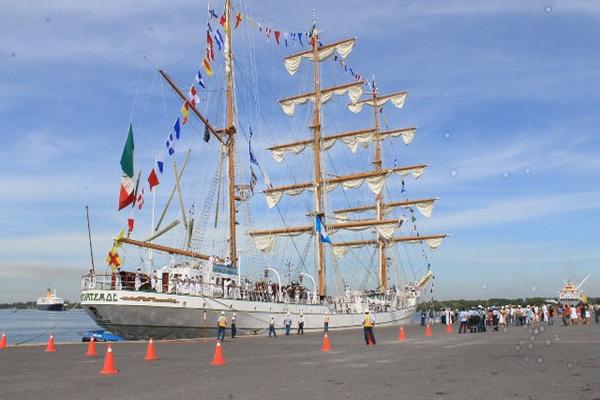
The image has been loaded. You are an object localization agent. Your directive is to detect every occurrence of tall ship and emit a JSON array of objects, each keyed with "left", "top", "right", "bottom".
[
  {"left": 80, "top": 1, "right": 447, "bottom": 339},
  {"left": 37, "top": 289, "right": 65, "bottom": 312}
]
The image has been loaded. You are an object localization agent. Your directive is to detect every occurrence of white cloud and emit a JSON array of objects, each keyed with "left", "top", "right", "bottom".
[{"left": 431, "top": 190, "right": 600, "bottom": 230}]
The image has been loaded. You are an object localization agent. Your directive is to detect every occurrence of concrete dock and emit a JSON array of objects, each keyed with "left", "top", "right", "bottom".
[{"left": 1, "top": 323, "right": 599, "bottom": 400}]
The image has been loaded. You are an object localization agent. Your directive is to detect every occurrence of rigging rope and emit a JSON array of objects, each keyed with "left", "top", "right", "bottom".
[{"left": 14, "top": 303, "right": 82, "bottom": 345}]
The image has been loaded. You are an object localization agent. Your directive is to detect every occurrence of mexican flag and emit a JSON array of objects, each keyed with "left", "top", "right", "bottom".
[{"left": 118, "top": 124, "right": 135, "bottom": 210}]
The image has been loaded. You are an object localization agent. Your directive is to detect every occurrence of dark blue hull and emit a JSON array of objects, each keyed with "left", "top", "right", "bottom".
[{"left": 36, "top": 303, "right": 64, "bottom": 311}]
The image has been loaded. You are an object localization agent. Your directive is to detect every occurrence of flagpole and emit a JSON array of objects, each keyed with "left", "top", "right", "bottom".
[
  {"left": 150, "top": 183, "right": 156, "bottom": 265},
  {"left": 85, "top": 205, "right": 96, "bottom": 273}
]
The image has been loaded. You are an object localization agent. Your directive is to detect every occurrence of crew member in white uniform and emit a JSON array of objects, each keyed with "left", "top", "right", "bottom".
[{"left": 150, "top": 270, "right": 157, "bottom": 291}]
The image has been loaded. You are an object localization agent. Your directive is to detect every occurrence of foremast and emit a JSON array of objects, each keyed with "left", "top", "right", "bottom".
[
  {"left": 120, "top": 0, "right": 239, "bottom": 267},
  {"left": 310, "top": 20, "right": 326, "bottom": 298},
  {"left": 224, "top": 0, "right": 237, "bottom": 265}
]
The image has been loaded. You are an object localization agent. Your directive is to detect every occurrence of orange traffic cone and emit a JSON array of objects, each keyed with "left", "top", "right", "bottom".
[
  {"left": 425, "top": 324, "right": 432, "bottom": 337},
  {"left": 211, "top": 341, "right": 225, "bottom": 366},
  {"left": 0, "top": 333, "right": 6, "bottom": 349},
  {"left": 446, "top": 324, "right": 453, "bottom": 334},
  {"left": 45, "top": 335, "right": 56, "bottom": 352},
  {"left": 100, "top": 344, "right": 118, "bottom": 375},
  {"left": 321, "top": 334, "right": 331, "bottom": 352},
  {"left": 398, "top": 326, "right": 406, "bottom": 341},
  {"left": 144, "top": 338, "right": 158, "bottom": 361},
  {"left": 85, "top": 337, "right": 97, "bottom": 357}
]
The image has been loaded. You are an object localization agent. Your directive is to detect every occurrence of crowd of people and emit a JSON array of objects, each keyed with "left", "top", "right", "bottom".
[{"left": 423, "top": 302, "right": 600, "bottom": 333}]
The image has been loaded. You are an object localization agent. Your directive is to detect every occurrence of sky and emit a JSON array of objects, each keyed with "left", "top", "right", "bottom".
[{"left": 0, "top": 0, "right": 599, "bottom": 303}]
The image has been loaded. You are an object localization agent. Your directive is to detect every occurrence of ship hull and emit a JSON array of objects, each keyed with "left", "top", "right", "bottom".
[
  {"left": 36, "top": 303, "right": 64, "bottom": 312},
  {"left": 81, "top": 289, "right": 416, "bottom": 340}
]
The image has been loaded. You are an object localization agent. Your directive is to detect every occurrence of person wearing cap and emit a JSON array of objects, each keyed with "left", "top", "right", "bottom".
[
  {"left": 217, "top": 311, "right": 227, "bottom": 341},
  {"left": 297, "top": 313, "right": 304, "bottom": 335},
  {"left": 362, "top": 310, "right": 376, "bottom": 345},
  {"left": 268, "top": 315, "right": 277, "bottom": 337},
  {"left": 231, "top": 313, "right": 237, "bottom": 338},
  {"left": 283, "top": 312, "right": 292, "bottom": 335}
]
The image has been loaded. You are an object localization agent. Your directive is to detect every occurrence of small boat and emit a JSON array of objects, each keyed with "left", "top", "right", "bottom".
[
  {"left": 36, "top": 289, "right": 64, "bottom": 311},
  {"left": 82, "top": 329, "right": 123, "bottom": 342}
]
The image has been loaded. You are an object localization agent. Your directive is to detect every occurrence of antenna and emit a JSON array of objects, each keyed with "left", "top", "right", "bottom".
[{"left": 576, "top": 275, "right": 590, "bottom": 289}]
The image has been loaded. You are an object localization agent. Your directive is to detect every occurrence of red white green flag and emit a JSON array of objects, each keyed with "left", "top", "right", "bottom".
[{"left": 118, "top": 124, "right": 135, "bottom": 210}]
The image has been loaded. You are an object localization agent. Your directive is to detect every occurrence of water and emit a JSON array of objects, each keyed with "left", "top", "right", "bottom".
[{"left": 0, "top": 309, "right": 101, "bottom": 345}]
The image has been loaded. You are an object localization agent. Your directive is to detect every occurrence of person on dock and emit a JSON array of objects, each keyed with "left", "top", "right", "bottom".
[
  {"left": 362, "top": 310, "right": 376, "bottom": 345},
  {"left": 570, "top": 305, "right": 578, "bottom": 324},
  {"left": 478, "top": 306, "right": 486, "bottom": 332},
  {"left": 324, "top": 314, "right": 330, "bottom": 332},
  {"left": 217, "top": 311, "right": 227, "bottom": 341},
  {"left": 231, "top": 313, "right": 237, "bottom": 338},
  {"left": 458, "top": 308, "right": 468, "bottom": 334},
  {"left": 268, "top": 315, "right": 277, "bottom": 337},
  {"left": 562, "top": 305, "right": 570, "bottom": 326},
  {"left": 284, "top": 312, "right": 292, "bottom": 335},
  {"left": 297, "top": 313, "right": 304, "bottom": 335},
  {"left": 444, "top": 308, "right": 451, "bottom": 327}
]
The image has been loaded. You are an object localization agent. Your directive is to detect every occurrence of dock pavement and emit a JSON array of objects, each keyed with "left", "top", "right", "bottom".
[{"left": 0, "top": 323, "right": 598, "bottom": 400}]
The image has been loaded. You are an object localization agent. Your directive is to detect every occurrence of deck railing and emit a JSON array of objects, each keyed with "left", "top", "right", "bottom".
[{"left": 81, "top": 274, "right": 416, "bottom": 311}]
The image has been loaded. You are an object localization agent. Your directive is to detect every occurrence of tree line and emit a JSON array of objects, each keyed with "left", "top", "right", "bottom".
[{"left": 416, "top": 297, "right": 600, "bottom": 312}]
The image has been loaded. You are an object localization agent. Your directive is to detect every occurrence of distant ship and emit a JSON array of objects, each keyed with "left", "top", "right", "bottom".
[
  {"left": 558, "top": 275, "right": 590, "bottom": 306},
  {"left": 36, "top": 289, "right": 64, "bottom": 311}
]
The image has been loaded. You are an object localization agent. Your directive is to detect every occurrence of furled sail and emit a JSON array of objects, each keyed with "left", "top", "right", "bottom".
[
  {"left": 279, "top": 81, "right": 364, "bottom": 116},
  {"left": 333, "top": 198, "right": 438, "bottom": 220},
  {"left": 348, "top": 91, "right": 408, "bottom": 113},
  {"left": 380, "top": 127, "right": 416, "bottom": 146},
  {"left": 401, "top": 236, "right": 445, "bottom": 249},
  {"left": 415, "top": 270, "right": 433, "bottom": 289},
  {"left": 263, "top": 182, "right": 313, "bottom": 209},
  {"left": 331, "top": 242, "right": 377, "bottom": 259},
  {"left": 330, "top": 234, "right": 447, "bottom": 258},
  {"left": 249, "top": 219, "right": 403, "bottom": 253},
  {"left": 284, "top": 38, "right": 355, "bottom": 75},
  {"left": 267, "top": 127, "right": 416, "bottom": 162},
  {"left": 324, "top": 174, "right": 386, "bottom": 196},
  {"left": 263, "top": 166, "right": 427, "bottom": 208}
]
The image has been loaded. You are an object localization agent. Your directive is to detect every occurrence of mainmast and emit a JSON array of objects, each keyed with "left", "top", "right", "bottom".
[
  {"left": 310, "top": 19, "right": 326, "bottom": 298},
  {"left": 371, "top": 81, "right": 388, "bottom": 291},
  {"left": 248, "top": 18, "right": 446, "bottom": 298},
  {"left": 224, "top": 0, "right": 238, "bottom": 264}
]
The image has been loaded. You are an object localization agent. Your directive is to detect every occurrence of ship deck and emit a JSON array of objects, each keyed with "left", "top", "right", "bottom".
[{"left": 1, "top": 323, "right": 599, "bottom": 399}]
